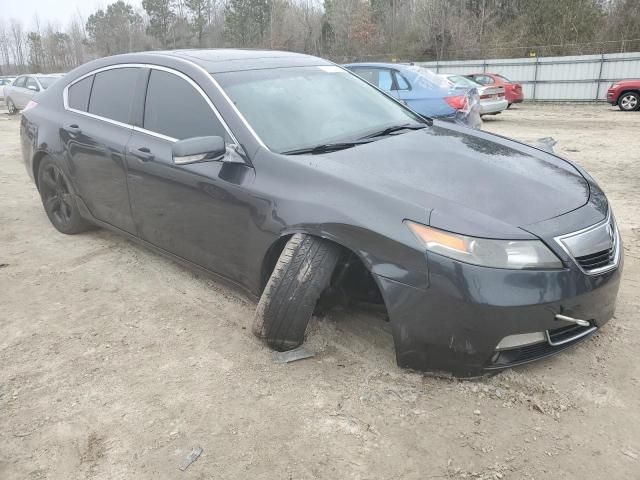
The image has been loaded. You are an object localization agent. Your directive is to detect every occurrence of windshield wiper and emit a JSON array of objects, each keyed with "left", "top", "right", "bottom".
[
  {"left": 360, "top": 123, "right": 428, "bottom": 140},
  {"left": 282, "top": 140, "right": 373, "bottom": 155}
]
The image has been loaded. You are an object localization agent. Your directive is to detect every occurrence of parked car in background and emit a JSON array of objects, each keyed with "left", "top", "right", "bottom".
[
  {"left": 344, "top": 63, "right": 481, "bottom": 128},
  {"left": 1, "top": 77, "right": 16, "bottom": 101},
  {"left": 440, "top": 74, "right": 508, "bottom": 115},
  {"left": 607, "top": 79, "right": 640, "bottom": 111},
  {"left": 466, "top": 73, "right": 524, "bottom": 107},
  {"left": 5, "top": 74, "right": 62, "bottom": 114}
]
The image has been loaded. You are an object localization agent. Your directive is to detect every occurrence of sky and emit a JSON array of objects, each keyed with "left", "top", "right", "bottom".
[{"left": 2, "top": 0, "right": 143, "bottom": 29}]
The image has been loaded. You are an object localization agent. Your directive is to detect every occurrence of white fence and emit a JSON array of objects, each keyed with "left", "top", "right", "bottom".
[{"left": 417, "top": 52, "right": 640, "bottom": 102}]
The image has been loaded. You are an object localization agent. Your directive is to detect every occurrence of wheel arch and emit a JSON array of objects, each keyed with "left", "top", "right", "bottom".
[
  {"left": 259, "top": 231, "right": 394, "bottom": 313},
  {"left": 618, "top": 89, "right": 640, "bottom": 103},
  {"left": 32, "top": 150, "right": 50, "bottom": 190}
]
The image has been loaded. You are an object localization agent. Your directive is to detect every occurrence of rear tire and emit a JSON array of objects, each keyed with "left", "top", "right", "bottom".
[
  {"left": 618, "top": 92, "right": 639, "bottom": 111},
  {"left": 37, "top": 156, "right": 93, "bottom": 235},
  {"left": 253, "top": 233, "right": 341, "bottom": 351},
  {"left": 7, "top": 98, "right": 17, "bottom": 115}
]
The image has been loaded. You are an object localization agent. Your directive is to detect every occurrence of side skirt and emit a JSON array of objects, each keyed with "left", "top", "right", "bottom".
[{"left": 74, "top": 194, "right": 260, "bottom": 302}]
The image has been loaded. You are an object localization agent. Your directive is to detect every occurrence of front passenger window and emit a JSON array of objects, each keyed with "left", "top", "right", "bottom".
[{"left": 143, "top": 69, "right": 226, "bottom": 141}]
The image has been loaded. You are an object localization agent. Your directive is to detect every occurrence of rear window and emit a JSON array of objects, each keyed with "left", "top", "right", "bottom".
[
  {"left": 351, "top": 68, "right": 394, "bottom": 91},
  {"left": 88, "top": 68, "right": 139, "bottom": 124},
  {"left": 447, "top": 75, "right": 479, "bottom": 88},
  {"left": 495, "top": 74, "right": 512, "bottom": 83},
  {"left": 37, "top": 77, "right": 58, "bottom": 89},
  {"left": 68, "top": 76, "right": 94, "bottom": 111}
]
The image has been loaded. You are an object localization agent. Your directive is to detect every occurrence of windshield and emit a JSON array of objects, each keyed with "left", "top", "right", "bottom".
[
  {"left": 214, "top": 66, "right": 424, "bottom": 154},
  {"left": 37, "top": 76, "right": 59, "bottom": 89},
  {"left": 446, "top": 75, "right": 480, "bottom": 88}
]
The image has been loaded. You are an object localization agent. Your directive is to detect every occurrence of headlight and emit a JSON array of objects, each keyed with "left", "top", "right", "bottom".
[{"left": 405, "top": 221, "right": 562, "bottom": 270}]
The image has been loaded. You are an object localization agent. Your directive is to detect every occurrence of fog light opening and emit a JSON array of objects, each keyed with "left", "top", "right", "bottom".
[{"left": 495, "top": 332, "right": 546, "bottom": 351}]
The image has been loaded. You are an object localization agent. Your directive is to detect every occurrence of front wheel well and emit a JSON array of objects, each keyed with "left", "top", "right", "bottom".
[
  {"left": 618, "top": 89, "right": 640, "bottom": 102},
  {"left": 260, "top": 234, "right": 385, "bottom": 308}
]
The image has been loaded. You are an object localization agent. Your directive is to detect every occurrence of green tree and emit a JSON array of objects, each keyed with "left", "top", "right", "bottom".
[
  {"left": 86, "top": 1, "right": 144, "bottom": 55},
  {"left": 185, "top": 0, "right": 209, "bottom": 46},
  {"left": 27, "top": 32, "right": 45, "bottom": 71},
  {"left": 142, "top": 0, "right": 176, "bottom": 48},
  {"left": 224, "top": 0, "right": 271, "bottom": 47}
]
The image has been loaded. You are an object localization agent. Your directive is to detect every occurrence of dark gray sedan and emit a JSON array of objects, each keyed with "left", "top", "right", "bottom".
[{"left": 19, "top": 50, "right": 622, "bottom": 377}]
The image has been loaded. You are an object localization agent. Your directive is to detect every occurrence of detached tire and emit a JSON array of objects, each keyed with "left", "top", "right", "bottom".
[{"left": 253, "top": 233, "right": 341, "bottom": 351}]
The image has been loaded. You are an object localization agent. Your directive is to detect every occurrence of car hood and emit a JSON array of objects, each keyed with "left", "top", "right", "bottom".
[{"left": 324, "top": 122, "right": 590, "bottom": 239}]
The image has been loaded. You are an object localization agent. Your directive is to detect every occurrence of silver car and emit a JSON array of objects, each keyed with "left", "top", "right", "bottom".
[
  {"left": 0, "top": 77, "right": 16, "bottom": 101},
  {"left": 5, "top": 74, "right": 61, "bottom": 114},
  {"left": 441, "top": 74, "right": 508, "bottom": 116}
]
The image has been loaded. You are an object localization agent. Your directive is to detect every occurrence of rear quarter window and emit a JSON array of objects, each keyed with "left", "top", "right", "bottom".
[
  {"left": 68, "top": 75, "right": 94, "bottom": 112},
  {"left": 88, "top": 68, "right": 139, "bottom": 124}
]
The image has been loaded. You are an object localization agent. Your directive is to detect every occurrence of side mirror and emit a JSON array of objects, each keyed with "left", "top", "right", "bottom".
[
  {"left": 172, "top": 136, "right": 227, "bottom": 165},
  {"left": 27, "top": 85, "right": 39, "bottom": 92}
]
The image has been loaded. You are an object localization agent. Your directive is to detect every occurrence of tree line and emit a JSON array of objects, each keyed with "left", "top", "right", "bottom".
[{"left": 1, "top": 0, "right": 639, "bottom": 75}]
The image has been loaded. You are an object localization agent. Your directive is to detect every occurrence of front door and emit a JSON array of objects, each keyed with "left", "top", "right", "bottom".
[{"left": 125, "top": 68, "right": 255, "bottom": 283}]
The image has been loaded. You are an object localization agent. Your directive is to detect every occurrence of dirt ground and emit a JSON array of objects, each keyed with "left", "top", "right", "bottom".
[{"left": 1, "top": 103, "right": 639, "bottom": 480}]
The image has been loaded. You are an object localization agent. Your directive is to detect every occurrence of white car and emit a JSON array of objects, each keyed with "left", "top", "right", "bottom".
[
  {"left": 0, "top": 77, "right": 15, "bottom": 101},
  {"left": 441, "top": 74, "right": 508, "bottom": 115},
  {"left": 4, "top": 74, "right": 62, "bottom": 114}
]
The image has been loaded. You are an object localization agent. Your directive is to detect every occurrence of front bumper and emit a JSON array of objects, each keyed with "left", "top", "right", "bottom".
[{"left": 375, "top": 250, "right": 622, "bottom": 377}]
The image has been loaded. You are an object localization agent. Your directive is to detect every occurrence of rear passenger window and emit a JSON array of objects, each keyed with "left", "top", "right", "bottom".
[
  {"left": 88, "top": 68, "right": 139, "bottom": 124},
  {"left": 143, "top": 69, "right": 225, "bottom": 140},
  {"left": 394, "top": 72, "right": 410, "bottom": 90},
  {"left": 68, "top": 76, "right": 94, "bottom": 111},
  {"left": 352, "top": 68, "right": 393, "bottom": 91}
]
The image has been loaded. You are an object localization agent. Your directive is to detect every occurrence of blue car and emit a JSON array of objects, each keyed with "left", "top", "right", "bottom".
[{"left": 343, "top": 62, "right": 480, "bottom": 127}]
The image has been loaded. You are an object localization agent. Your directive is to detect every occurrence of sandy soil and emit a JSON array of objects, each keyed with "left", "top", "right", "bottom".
[{"left": 1, "top": 103, "right": 639, "bottom": 479}]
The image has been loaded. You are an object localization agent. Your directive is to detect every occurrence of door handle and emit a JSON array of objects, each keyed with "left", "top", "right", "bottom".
[
  {"left": 129, "top": 147, "right": 155, "bottom": 162},
  {"left": 67, "top": 124, "right": 81, "bottom": 134}
]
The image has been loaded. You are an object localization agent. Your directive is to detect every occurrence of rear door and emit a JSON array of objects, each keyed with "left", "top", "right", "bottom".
[
  {"left": 62, "top": 66, "right": 141, "bottom": 233},
  {"left": 125, "top": 67, "right": 255, "bottom": 281}
]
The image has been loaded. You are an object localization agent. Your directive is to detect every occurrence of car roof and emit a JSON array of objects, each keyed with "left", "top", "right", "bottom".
[
  {"left": 343, "top": 62, "right": 410, "bottom": 69},
  {"left": 145, "top": 48, "right": 332, "bottom": 73}
]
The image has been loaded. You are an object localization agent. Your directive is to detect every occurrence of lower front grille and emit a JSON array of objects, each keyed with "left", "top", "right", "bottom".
[{"left": 487, "top": 323, "right": 596, "bottom": 369}]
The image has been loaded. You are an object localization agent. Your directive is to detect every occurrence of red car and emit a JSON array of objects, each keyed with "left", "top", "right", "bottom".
[
  {"left": 607, "top": 79, "right": 640, "bottom": 111},
  {"left": 466, "top": 73, "right": 524, "bottom": 107}
]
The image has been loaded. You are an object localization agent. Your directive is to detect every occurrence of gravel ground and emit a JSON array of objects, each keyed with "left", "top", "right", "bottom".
[{"left": 1, "top": 103, "right": 639, "bottom": 479}]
